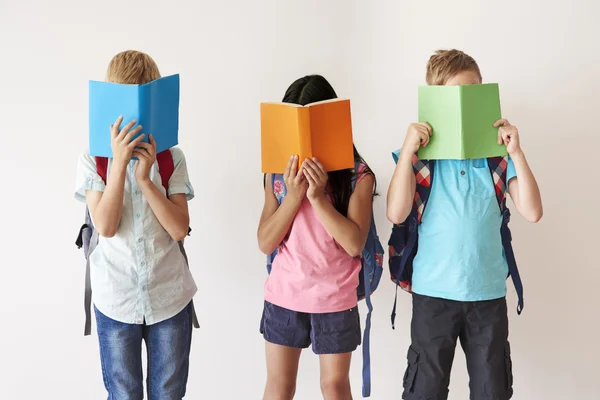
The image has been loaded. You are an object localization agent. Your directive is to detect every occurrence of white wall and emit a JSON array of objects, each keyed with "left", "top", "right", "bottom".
[{"left": 0, "top": 0, "right": 598, "bottom": 399}]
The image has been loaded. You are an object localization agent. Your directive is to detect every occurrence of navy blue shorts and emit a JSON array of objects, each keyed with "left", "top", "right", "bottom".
[{"left": 260, "top": 301, "right": 361, "bottom": 355}]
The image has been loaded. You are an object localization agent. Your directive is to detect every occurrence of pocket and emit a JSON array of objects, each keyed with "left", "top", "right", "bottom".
[
  {"left": 504, "top": 341, "right": 513, "bottom": 389},
  {"left": 472, "top": 164, "right": 495, "bottom": 199},
  {"left": 319, "top": 307, "right": 360, "bottom": 334},
  {"left": 403, "top": 346, "right": 419, "bottom": 391},
  {"left": 264, "top": 301, "right": 291, "bottom": 328}
]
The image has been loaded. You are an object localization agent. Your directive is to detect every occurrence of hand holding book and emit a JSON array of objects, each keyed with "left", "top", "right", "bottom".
[{"left": 110, "top": 116, "right": 146, "bottom": 167}]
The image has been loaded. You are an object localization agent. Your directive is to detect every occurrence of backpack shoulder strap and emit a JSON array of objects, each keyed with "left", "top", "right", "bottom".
[
  {"left": 412, "top": 156, "right": 434, "bottom": 223},
  {"left": 156, "top": 149, "right": 175, "bottom": 193},
  {"left": 486, "top": 156, "right": 509, "bottom": 211},
  {"left": 95, "top": 156, "right": 109, "bottom": 184},
  {"left": 271, "top": 173, "right": 286, "bottom": 205}
]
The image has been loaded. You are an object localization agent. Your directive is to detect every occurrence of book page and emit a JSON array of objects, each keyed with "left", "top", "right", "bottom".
[
  {"left": 146, "top": 74, "right": 180, "bottom": 154},
  {"left": 260, "top": 103, "right": 302, "bottom": 173},
  {"left": 308, "top": 99, "right": 354, "bottom": 172},
  {"left": 460, "top": 83, "right": 506, "bottom": 159},
  {"left": 417, "top": 86, "right": 462, "bottom": 160}
]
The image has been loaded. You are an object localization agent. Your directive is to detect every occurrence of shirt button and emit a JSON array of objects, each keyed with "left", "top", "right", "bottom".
[
  {"left": 142, "top": 286, "right": 147, "bottom": 291},
  {"left": 138, "top": 238, "right": 143, "bottom": 243},
  {"left": 136, "top": 213, "right": 141, "bottom": 218},
  {"left": 141, "top": 261, "right": 146, "bottom": 266},
  {"left": 460, "top": 170, "right": 466, "bottom": 175},
  {"left": 135, "top": 190, "right": 140, "bottom": 195}
]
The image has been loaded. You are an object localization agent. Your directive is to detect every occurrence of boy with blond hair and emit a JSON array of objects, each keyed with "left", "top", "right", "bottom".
[
  {"left": 387, "top": 49, "right": 543, "bottom": 400},
  {"left": 75, "top": 50, "right": 196, "bottom": 400}
]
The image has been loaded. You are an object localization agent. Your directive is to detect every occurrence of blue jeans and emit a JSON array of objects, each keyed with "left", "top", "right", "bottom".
[{"left": 95, "top": 303, "right": 193, "bottom": 400}]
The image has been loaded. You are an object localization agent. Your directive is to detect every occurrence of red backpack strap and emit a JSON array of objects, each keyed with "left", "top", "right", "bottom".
[
  {"left": 487, "top": 156, "right": 508, "bottom": 211},
  {"left": 95, "top": 156, "right": 109, "bottom": 184},
  {"left": 412, "top": 155, "right": 433, "bottom": 223},
  {"left": 156, "top": 149, "right": 175, "bottom": 193}
]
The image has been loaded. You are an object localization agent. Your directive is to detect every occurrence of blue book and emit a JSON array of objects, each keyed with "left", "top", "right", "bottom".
[{"left": 88, "top": 74, "right": 180, "bottom": 157}]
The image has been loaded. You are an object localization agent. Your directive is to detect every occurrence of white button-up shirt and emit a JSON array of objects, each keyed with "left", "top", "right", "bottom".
[{"left": 75, "top": 147, "right": 197, "bottom": 325}]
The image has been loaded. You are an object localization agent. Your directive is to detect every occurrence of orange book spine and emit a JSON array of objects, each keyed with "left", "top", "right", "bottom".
[{"left": 297, "top": 107, "right": 312, "bottom": 161}]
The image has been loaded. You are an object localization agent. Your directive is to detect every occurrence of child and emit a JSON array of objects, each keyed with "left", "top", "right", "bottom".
[
  {"left": 75, "top": 50, "right": 196, "bottom": 400},
  {"left": 258, "top": 75, "right": 376, "bottom": 400},
  {"left": 387, "top": 50, "right": 543, "bottom": 400}
]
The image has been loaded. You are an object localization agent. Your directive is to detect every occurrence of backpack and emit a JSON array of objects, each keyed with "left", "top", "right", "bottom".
[
  {"left": 75, "top": 150, "right": 199, "bottom": 336},
  {"left": 387, "top": 152, "right": 524, "bottom": 328},
  {"left": 266, "top": 160, "right": 384, "bottom": 398}
]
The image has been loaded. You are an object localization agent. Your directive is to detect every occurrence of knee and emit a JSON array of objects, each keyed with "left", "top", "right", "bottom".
[
  {"left": 320, "top": 377, "right": 350, "bottom": 400},
  {"left": 265, "top": 378, "right": 296, "bottom": 400}
]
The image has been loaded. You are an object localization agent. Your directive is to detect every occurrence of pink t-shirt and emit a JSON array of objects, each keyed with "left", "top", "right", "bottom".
[{"left": 264, "top": 166, "right": 370, "bottom": 314}]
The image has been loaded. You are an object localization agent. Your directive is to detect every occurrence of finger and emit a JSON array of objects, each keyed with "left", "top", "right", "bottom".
[
  {"left": 494, "top": 119, "right": 510, "bottom": 128},
  {"left": 419, "top": 131, "right": 430, "bottom": 147},
  {"left": 293, "top": 168, "right": 305, "bottom": 185},
  {"left": 149, "top": 134, "right": 157, "bottom": 150},
  {"left": 290, "top": 155, "right": 298, "bottom": 178},
  {"left": 498, "top": 126, "right": 503, "bottom": 145},
  {"left": 111, "top": 116, "right": 124, "bottom": 138},
  {"left": 119, "top": 120, "right": 138, "bottom": 138},
  {"left": 136, "top": 141, "right": 153, "bottom": 151},
  {"left": 418, "top": 122, "right": 433, "bottom": 136},
  {"left": 304, "top": 168, "right": 316, "bottom": 186},
  {"left": 132, "top": 150, "right": 148, "bottom": 161},
  {"left": 124, "top": 125, "right": 143, "bottom": 144},
  {"left": 284, "top": 155, "right": 295, "bottom": 180},
  {"left": 311, "top": 158, "right": 327, "bottom": 179},
  {"left": 303, "top": 161, "right": 319, "bottom": 183},
  {"left": 128, "top": 133, "right": 146, "bottom": 148}
]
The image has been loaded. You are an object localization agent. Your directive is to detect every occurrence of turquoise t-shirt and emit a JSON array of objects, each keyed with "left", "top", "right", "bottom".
[{"left": 411, "top": 157, "right": 516, "bottom": 302}]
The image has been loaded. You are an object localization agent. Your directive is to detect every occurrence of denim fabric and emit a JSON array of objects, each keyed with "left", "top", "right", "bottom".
[
  {"left": 95, "top": 302, "right": 193, "bottom": 400},
  {"left": 260, "top": 301, "right": 361, "bottom": 355}
]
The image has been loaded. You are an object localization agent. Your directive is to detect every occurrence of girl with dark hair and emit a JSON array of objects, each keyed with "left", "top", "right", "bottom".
[{"left": 257, "top": 75, "right": 376, "bottom": 399}]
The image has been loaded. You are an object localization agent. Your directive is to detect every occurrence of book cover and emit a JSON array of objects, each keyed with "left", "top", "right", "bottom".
[
  {"left": 260, "top": 98, "right": 355, "bottom": 174},
  {"left": 417, "top": 83, "right": 507, "bottom": 160},
  {"left": 89, "top": 74, "right": 180, "bottom": 157}
]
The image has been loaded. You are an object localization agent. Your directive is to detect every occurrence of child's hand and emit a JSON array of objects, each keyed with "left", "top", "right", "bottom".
[
  {"left": 402, "top": 123, "right": 432, "bottom": 155},
  {"left": 284, "top": 155, "right": 308, "bottom": 202},
  {"left": 494, "top": 119, "right": 522, "bottom": 155},
  {"left": 110, "top": 116, "right": 145, "bottom": 166},
  {"left": 132, "top": 134, "right": 157, "bottom": 183},
  {"left": 303, "top": 158, "right": 328, "bottom": 203}
]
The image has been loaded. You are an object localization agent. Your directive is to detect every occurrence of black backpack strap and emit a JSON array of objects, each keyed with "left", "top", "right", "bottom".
[
  {"left": 178, "top": 241, "right": 200, "bottom": 329},
  {"left": 487, "top": 156, "right": 524, "bottom": 314},
  {"left": 390, "top": 156, "right": 434, "bottom": 328},
  {"left": 84, "top": 228, "right": 99, "bottom": 336}
]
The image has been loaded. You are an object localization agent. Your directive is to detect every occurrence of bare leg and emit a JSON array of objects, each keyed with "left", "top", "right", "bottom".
[
  {"left": 263, "top": 341, "right": 302, "bottom": 400},
  {"left": 319, "top": 353, "right": 353, "bottom": 400}
]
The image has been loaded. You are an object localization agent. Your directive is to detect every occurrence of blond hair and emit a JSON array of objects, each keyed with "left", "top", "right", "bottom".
[
  {"left": 426, "top": 49, "right": 481, "bottom": 85},
  {"left": 105, "top": 50, "right": 161, "bottom": 85}
]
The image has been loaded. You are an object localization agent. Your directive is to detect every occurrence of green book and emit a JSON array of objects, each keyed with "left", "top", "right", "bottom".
[{"left": 417, "top": 83, "right": 507, "bottom": 160}]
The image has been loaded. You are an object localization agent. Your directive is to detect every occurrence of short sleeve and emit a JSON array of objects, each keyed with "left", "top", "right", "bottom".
[
  {"left": 507, "top": 156, "right": 517, "bottom": 182},
  {"left": 168, "top": 147, "right": 195, "bottom": 201},
  {"left": 75, "top": 152, "right": 105, "bottom": 202}
]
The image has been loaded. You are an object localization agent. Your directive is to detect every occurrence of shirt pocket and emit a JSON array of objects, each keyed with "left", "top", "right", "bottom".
[{"left": 471, "top": 164, "right": 495, "bottom": 200}]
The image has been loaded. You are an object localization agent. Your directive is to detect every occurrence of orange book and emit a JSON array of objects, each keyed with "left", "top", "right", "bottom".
[{"left": 260, "top": 98, "right": 355, "bottom": 174}]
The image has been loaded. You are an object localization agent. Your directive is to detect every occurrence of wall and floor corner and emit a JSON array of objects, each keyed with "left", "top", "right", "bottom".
[{"left": 0, "top": 0, "right": 598, "bottom": 399}]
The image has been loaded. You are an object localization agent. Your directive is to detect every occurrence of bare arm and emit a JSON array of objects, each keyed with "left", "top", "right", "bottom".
[
  {"left": 86, "top": 117, "right": 145, "bottom": 238},
  {"left": 386, "top": 123, "right": 431, "bottom": 224},
  {"left": 139, "top": 180, "right": 190, "bottom": 241},
  {"left": 86, "top": 162, "right": 128, "bottom": 238},
  {"left": 310, "top": 174, "right": 375, "bottom": 257},
  {"left": 495, "top": 119, "right": 543, "bottom": 223},
  {"left": 257, "top": 173, "right": 304, "bottom": 255},
  {"left": 507, "top": 150, "right": 543, "bottom": 223},
  {"left": 386, "top": 149, "right": 416, "bottom": 225}
]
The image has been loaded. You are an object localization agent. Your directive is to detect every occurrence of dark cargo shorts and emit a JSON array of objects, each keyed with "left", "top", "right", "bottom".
[
  {"left": 402, "top": 293, "right": 514, "bottom": 400},
  {"left": 260, "top": 300, "right": 361, "bottom": 354}
]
